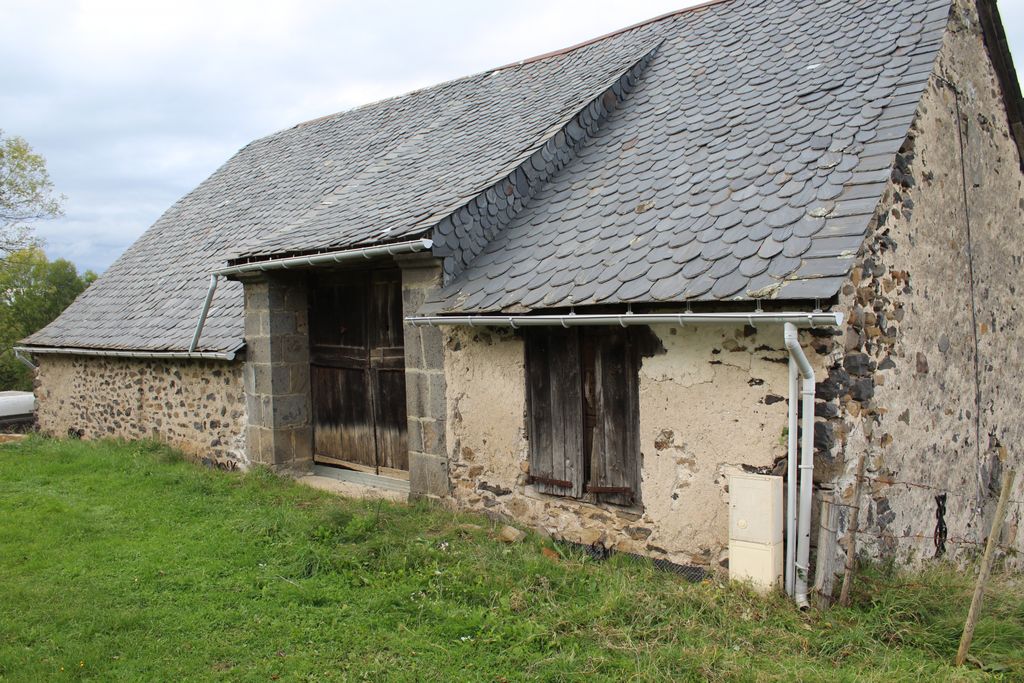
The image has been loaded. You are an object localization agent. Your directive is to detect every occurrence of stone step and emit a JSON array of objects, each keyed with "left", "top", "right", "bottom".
[{"left": 295, "top": 473, "right": 408, "bottom": 504}]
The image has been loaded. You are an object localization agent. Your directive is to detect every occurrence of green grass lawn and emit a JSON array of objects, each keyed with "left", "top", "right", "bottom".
[{"left": 0, "top": 437, "right": 1021, "bottom": 681}]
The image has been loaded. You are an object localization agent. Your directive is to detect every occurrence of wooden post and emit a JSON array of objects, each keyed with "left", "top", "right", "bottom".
[
  {"left": 814, "top": 490, "right": 839, "bottom": 609},
  {"left": 839, "top": 450, "right": 867, "bottom": 607},
  {"left": 955, "top": 468, "right": 1016, "bottom": 667}
]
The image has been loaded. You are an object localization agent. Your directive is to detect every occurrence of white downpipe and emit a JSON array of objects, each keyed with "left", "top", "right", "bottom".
[
  {"left": 13, "top": 347, "right": 37, "bottom": 370},
  {"left": 796, "top": 376, "right": 815, "bottom": 608},
  {"left": 189, "top": 274, "right": 220, "bottom": 353},
  {"left": 784, "top": 322, "right": 815, "bottom": 609},
  {"left": 785, "top": 355, "right": 798, "bottom": 598}
]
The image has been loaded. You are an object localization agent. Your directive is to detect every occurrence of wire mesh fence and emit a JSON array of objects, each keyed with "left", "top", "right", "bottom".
[{"left": 554, "top": 538, "right": 708, "bottom": 583}]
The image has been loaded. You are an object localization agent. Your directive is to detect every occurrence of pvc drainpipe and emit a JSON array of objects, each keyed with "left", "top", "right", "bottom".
[
  {"left": 189, "top": 274, "right": 220, "bottom": 353},
  {"left": 407, "top": 311, "right": 844, "bottom": 328},
  {"left": 785, "top": 353, "right": 798, "bottom": 598},
  {"left": 784, "top": 322, "right": 815, "bottom": 609},
  {"left": 13, "top": 347, "right": 37, "bottom": 370}
]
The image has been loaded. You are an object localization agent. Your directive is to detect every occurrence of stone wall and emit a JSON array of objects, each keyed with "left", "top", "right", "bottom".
[
  {"left": 443, "top": 323, "right": 823, "bottom": 570},
  {"left": 398, "top": 255, "right": 450, "bottom": 499},
  {"left": 241, "top": 273, "right": 313, "bottom": 472},
  {"left": 34, "top": 354, "right": 247, "bottom": 467},
  {"left": 819, "top": 0, "right": 1024, "bottom": 567}
]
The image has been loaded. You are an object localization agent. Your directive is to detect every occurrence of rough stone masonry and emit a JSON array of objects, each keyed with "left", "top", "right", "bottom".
[
  {"left": 819, "top": 0, "right": 1023, "bottom": 568},
  {"left": 34, "top": 355, "right": 247, "bottom": 468}
]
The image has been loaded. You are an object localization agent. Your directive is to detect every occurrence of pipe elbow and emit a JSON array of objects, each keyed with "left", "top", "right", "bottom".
[
  {"left": 784, "top": 323, "right": 815, "bottom": 381},
  {"left": 783, "top": 322, "right": 800, "bottom": 352}
]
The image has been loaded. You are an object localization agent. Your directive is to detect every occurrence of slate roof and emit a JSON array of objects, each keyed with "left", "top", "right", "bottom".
[
  {"left": 27, "top": 0, "right": 957, "bottom": 353},
  {"left": 425, "top": 0, "right": 952, "bottom": 313},
  {"left": 24, "top": 29, "right": 661, "bottom": 353}
]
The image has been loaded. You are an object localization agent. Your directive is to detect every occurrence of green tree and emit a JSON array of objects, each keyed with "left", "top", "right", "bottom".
[
  {"left": 0, "top": 130, "right": 63, "bottom": 255},
  {"left": 0, "top": 248, "right": 95, "bottom": 390}
]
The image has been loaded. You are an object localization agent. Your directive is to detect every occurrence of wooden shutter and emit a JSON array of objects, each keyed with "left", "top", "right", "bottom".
[
  {"left": 583, "top": 328, "right": 640, "bottom": 506},
  {"left": 525, "top": 327, "right": 584, "bottom": 497}
]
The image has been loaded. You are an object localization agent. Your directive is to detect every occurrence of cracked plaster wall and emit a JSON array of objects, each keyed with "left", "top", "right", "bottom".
[{"left": 443, "top": 323, "right": 820, "bottom": 570}]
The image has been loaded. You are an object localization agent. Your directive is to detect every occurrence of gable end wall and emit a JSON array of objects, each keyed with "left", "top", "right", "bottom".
[{"left": 819, "top": 0, "right": 1024, "bottom": 567}]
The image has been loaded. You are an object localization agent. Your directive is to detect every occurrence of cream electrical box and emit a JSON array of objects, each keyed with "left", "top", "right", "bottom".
[{"left": 728, "top": 472, "right": 783, "bottom": 591}]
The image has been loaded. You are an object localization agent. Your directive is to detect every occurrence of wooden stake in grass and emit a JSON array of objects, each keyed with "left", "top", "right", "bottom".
[
  {"left": 814, "top": 490, "right": 839, "bottom": 609},
  {"left": 955, "top": 468, "right": 1016, "bottom": 667},
  {"left": 838, "top": 450, "right": 867, "bottom": 607}
]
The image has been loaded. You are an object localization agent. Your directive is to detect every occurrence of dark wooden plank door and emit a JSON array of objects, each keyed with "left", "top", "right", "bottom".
[
  {"left": 367, "top": 269, "right": 408, "bottom": 475},
  {"left": 309, "top": 268, "right": 407, "bottom": 475}
]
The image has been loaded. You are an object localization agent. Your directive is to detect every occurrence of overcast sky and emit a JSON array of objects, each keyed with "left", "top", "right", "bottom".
[{"left": 2, "top": 0, "right": 1022, "bottom": 274}]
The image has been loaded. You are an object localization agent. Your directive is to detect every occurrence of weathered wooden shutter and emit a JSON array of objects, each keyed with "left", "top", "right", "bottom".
[
  {"left": 525, "top": 327, "right": 584, "bottom": 497},
  {"left": 583, "top": 328, "right": 640, "bottom": 506}
]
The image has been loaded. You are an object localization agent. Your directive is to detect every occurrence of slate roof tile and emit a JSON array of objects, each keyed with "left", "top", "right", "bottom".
[
  {"left": 31, "top": 0, "right": 953, "bottom": 350},
  {"left": 27, "top": 25, "right": 659, "bottom": 352},
  {"left": 430, "top": 2, "right": 942, "bottom": 317}
]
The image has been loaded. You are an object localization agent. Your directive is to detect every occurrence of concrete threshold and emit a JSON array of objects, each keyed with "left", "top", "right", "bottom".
[{"left": 294, "top": 464, "right": 409, "bottom": 504}]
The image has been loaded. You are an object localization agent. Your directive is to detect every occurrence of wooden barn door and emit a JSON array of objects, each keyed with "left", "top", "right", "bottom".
[{"left": 309, "top": 267, "right": 408, "bottom": 477}]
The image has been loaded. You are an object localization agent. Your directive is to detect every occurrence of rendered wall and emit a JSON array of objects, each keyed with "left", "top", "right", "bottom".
[
  {"left": 820, "top": 0, "right": 1024, "bottom": 567},
  {"left": 444, "top": 324, "right": 822, "bottom": 569},
  {"left": 34, "top": 355, "right": 248, "bottom": 468}
]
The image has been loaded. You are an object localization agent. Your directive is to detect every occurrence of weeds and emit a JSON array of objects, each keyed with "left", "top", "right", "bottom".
[{"left": 0, "top": 436, "right": 1020, "bottom": 681}]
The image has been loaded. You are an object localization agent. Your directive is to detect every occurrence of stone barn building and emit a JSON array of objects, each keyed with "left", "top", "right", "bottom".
[{"left": 20, "top": 0, "right": 1024, "bottom": 594}]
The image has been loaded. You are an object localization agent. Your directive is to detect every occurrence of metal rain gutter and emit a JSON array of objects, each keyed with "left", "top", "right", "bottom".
[
  {"left": 213, "top": 238, "right": 433, "bottom": 277},
  {"left": 188, "top": 238, "right": 433, "bottom": 353},
  {"left": 406, "top": 311, "right": 844, "bottom": 328},
  {"left": 13, "top": 345, "right": 240, "bottom": 362}
]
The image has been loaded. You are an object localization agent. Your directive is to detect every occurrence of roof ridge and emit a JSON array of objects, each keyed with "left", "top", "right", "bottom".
[
  {"left": 279, "top": 0, "right": 732, "bottom": 135},
  {"left": 504, "top": 0, "right": 732, "bottom": 69}
]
